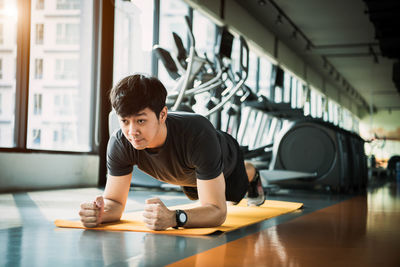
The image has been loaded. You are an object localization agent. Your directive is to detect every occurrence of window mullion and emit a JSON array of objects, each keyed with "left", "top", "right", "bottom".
[{"left": 14, "top": 0, "right": 31, "bottom": 149}]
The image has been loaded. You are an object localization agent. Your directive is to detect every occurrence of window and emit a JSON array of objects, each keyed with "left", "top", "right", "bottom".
[
  {"left": 33, "top": 94, "right": 42, "bottom": 115},
  {"left": 55, "top": 58, "right": 78, "bottom": 80},
  {"left": 35, "top": 59, "right": 43, "bottom": 79},
  {"left": 35, "top": 24, "right": 44, "bottom": 45},
  {"left": 36, "top": 0, "right": 44, "bottom": 10},
  {"left": 274, "top": 85, "right": 283, "bottom": 103},
  {"left": 333, "top": 103, "right": 339, "bottom": 125},
  {"left": 0, "top": 0, "right": 17, "bottom": 148},
  {"left": 113, "top": 0, "right": 154, "bottom": 83},
  {"left": 303, "top": 85, "right": 310, "bottom": 116},
  {"left": 258, "top": 57, "right": 272, "bottom": 98},
  {"left": 0, "top": 24, "right": 3, "bottom": 44},
  {"left": 316, "top": 92, "right": 323, "bottom": 118},
  {"left": 56, "top": 23, "right": 79, "bottom": 45},
  {"left": 310, "top": 88, "right": 316, "bottom": 118},
  {"left": 27, "top": 1, "right": 94, "bottom": 151},
  {"left": 283, "top": 73, "right": 291, "bottom": 103},
  {"left": 191, "top": 10, "right": 217, "bottom": 115},
  {"left": 32, "top": 129, "right": 41, "bottom": 145},
  {"left": 54, "top": 94, "right": 72, "bottom": 116},
  {"left": 296, "top": 81, "right": 304, "bottom": 108},
  {"left": 192, "top": 10, "right": 217, "bottom": 62},
  {"left": 246, "top": 51, "right": 258, "bottom": 92},
  {"left": 290, "top": 77, "right": 297, "bottom": 108},
  {"left": 53, "top": 130, "right": 58, "bottom": 142},
  {"left": 158, "top": 0, "right": 189, "bottom": 90},
  {"left": 56, "top": 0, "right": 80, "bottom": 10},
  {"left": 322, "top": 96, "right": 328, "bottom": 121}
]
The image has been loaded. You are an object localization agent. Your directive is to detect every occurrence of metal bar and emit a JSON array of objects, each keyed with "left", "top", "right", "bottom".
[{"left": 151, "top": 0, "right": 160, "bottom": 76}]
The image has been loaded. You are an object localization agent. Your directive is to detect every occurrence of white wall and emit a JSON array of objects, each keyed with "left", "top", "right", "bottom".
[{"left": 0, "top": 153, "right": 99, "bottom": 192}]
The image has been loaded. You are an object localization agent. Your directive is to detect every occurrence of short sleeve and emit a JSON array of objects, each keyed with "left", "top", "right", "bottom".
[
  {"left": 189, "top": 119, "right": 223, "bottom": 180},
  {"left": 106, "top": 133, "right": 134, "bottom": 176}
]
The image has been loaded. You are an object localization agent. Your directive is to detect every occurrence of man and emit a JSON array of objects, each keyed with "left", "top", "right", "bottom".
[{"left": 79, "top": 74, "right": 265, "bottom": 230}]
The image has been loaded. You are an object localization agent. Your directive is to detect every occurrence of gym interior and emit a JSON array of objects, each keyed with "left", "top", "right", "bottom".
[{"left": 1, "top": 0, "right": 400, "bottom": 266}]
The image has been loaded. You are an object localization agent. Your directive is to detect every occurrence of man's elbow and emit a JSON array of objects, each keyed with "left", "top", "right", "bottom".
[{"left": 215, "top": 206, "right": 227, "bottom": 226}]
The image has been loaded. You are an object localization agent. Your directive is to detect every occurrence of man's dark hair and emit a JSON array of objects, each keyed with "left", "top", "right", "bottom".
[{"left": 110, "top": 74, "right": 167, "bottom": 118}]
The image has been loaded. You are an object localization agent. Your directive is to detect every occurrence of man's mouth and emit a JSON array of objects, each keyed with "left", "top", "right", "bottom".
[{"left": 132, "top": 138, "right": 144, "bottom": 143}]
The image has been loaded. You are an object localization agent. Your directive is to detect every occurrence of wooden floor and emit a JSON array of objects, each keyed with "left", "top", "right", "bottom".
[{"left": 1, "top": 180, "right": 400, "bottom": 266}]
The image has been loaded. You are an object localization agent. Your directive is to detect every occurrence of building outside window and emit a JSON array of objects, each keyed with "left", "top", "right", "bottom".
[
  {"left": 56, "top": 23, "right": 79, "bottom": 45},
  {"left": 53, "top": 130, "right": 58, "bottom": 142},
  {"left": 192, "top": 10, "right": 216, "bottom": 62},
  {"left": 113, "top": 0, "right": 154, "bottom": 83},
  {"left": 191, "top": 9, "right": 217, "bottom": 115},
  {"left": 0, "top": 0, "right": 17, "bottom": 148},
  {"left": 33, "top": 93, "right": 42, "bottom": 115},
  {"left": 32, "top": 129, "right": 41, "bottom": 145},
  {"left": 35, "top": 58, "right": 43, "bottom": 79},
  {"left": 35, "top": 23, "right": 44, "bottom": 45},
  {"left": 55, "top": 58, "right": 78, "bottom": 80},
  {"left": 56, "top": 0, "right": 80, "bottom": 10},
  {"left": 158, "top": 0, "right": 189, "bottom": 90},
  {"left": 0, "top": 24, "right": 3, "bottom": 44},
  {"left": 27, "top": 0, "right": 94, "bottom": 151},
  {"left": 36, "top": 0, "right": 44, "bottom": 10}
]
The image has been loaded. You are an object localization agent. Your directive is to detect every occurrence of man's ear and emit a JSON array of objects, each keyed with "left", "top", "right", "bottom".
[{"left": 159, "top": 106, "right": 168, "bottom": 122}]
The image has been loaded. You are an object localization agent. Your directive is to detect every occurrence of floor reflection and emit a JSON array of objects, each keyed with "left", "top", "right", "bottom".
[{"left": 170, "top": 185, "right": 400, "bottom": 267}]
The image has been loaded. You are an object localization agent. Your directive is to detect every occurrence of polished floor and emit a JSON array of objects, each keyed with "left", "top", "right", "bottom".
[{"left": 1, "top": 180, "right": 399, "bottom": 267}]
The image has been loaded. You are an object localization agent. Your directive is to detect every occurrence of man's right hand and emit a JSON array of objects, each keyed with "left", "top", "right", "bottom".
[{"left": 79, "top": 196, "right": 105, "bottom": 228}]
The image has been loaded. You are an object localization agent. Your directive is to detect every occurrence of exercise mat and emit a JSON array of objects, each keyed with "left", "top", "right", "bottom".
[{"left": 54, "top": 199, "right": 303, "bottom": 236}]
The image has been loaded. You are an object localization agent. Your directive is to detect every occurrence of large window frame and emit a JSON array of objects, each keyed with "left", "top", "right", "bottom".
[{"left": 0, "top": 0, "right": 102, "bottom": 155}]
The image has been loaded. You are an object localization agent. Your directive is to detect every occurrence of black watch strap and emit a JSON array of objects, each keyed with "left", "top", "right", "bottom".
[{"left": 173, "top": 209, "right": 187, "bottom": 229}]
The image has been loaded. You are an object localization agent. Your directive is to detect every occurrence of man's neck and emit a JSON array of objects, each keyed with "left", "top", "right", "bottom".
[{"left": 148, "top": 123, "right": 167, "bottom": 149}]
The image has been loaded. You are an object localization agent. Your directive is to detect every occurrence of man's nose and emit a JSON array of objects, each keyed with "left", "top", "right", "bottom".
[{"left": 128, "top": 124, "right": 139, "bottom": 136}]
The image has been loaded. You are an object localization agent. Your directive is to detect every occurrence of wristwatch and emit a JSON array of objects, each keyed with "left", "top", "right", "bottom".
[{"left": 174, "top": 209, "right": 187, "bottom": 229}]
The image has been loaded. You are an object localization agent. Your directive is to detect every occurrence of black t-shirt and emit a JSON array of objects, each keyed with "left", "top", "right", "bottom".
[{"left": 106, "top": 112, "right": 239, "bottom": 186}]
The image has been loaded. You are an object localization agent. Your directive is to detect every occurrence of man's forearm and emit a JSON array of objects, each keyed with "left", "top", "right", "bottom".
[
  {"left": 101, "top": 198, "right": 125, "bottom": 223},
  {"left": 183, "top": 204, "right": 227, "bottom": 228}
]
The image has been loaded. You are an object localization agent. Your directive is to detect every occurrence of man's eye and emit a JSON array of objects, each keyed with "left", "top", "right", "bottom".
[
  {"left": 121, "top": 120, "right": 128, "bottom": 124},
  {"left": 138, "top": 120, "right": 145, "bottom": 124}
]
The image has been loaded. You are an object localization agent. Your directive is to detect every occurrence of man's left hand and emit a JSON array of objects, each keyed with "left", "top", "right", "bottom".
[{"left": 143, "top": 197, "right": 175, "bottom": 230}]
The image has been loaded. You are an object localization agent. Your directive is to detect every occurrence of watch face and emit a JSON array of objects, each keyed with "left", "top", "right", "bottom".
[{"left": 179, "top": 212, "right": 187, "bottom": 223}]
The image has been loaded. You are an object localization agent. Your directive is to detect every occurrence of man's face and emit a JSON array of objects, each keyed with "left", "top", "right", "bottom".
[{"left": 118, "top": 107, "right": 167, "bottom": 150}]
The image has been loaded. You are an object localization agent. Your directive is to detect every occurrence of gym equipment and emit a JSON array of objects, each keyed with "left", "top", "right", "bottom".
[{"left": 264, "top": 118, "right": 367, "bottom": 192}]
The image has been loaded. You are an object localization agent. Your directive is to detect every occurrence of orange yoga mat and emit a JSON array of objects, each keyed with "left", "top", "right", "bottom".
[{"left": 54, "top": 199, "right": 303, "bottom": 236}]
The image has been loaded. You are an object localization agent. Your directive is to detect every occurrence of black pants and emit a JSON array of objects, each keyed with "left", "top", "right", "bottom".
[{"left": 182, "top": 145, "right": 249, "bottom": 202}]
